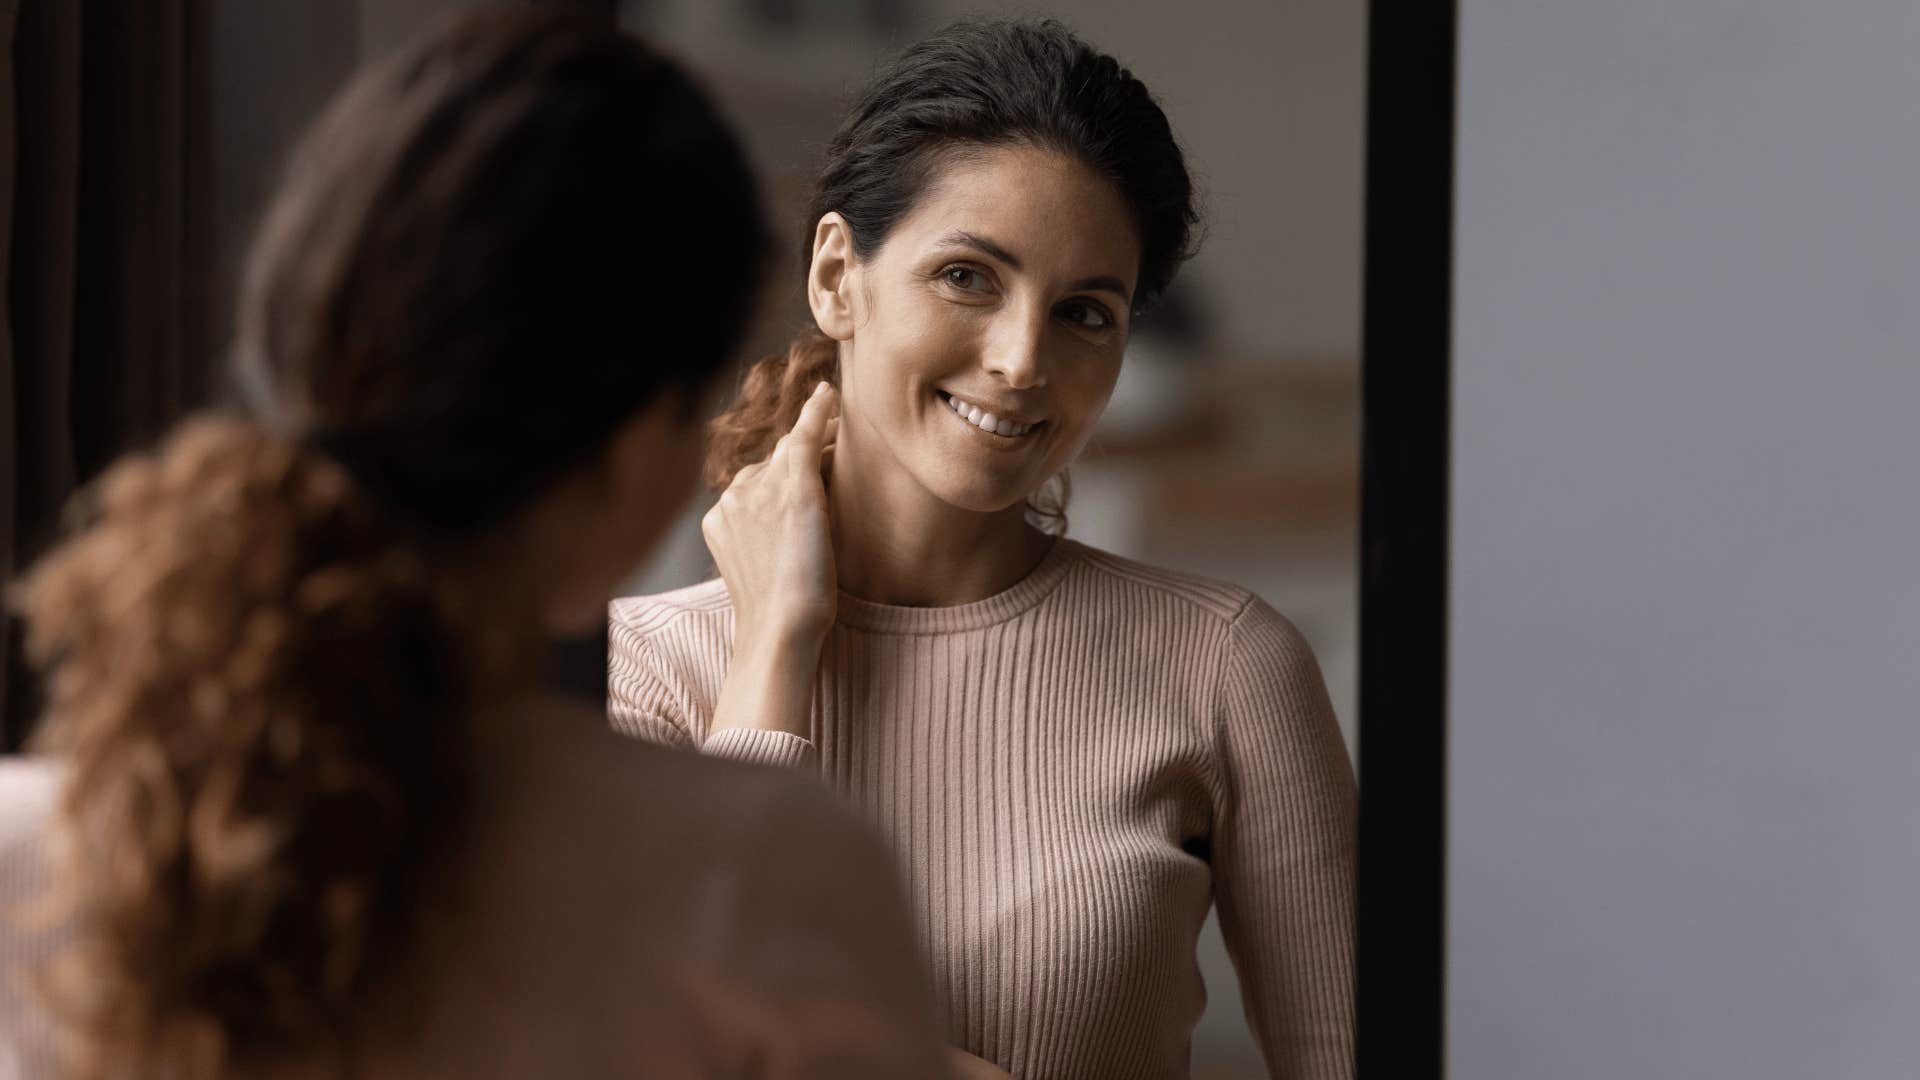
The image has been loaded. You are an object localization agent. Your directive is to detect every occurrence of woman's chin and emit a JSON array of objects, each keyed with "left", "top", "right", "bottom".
[{"left": 918, "top": 467, "right": 1041, "bottom": 516}]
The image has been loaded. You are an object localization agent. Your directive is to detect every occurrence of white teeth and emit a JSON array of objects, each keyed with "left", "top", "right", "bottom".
[{"left": 943, "top": 392, "right": 1037, "bottom": 437}]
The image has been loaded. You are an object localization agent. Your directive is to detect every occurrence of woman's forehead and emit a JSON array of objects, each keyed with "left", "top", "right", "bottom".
[{"left": 894, "top": 145, "right": 1140, "bottom": 283}]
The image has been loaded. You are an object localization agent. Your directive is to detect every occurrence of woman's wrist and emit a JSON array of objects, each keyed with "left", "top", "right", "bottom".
[
  {"left": 711, "top": 624, "right": 825, "bottom": 739},
  {"left": 734, "top": 615, "right": 829, "bottom": 669}
]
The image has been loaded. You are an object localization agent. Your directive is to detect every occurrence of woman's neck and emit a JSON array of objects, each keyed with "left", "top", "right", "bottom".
[{"left": 827, "top": 447, "right": 1054, "bottom": 608}]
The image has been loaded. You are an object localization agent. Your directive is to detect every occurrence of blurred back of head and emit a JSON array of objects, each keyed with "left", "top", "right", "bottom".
[
  {"left": 13, "top": 7, "right": 766, "bottom": 1077},
  {"left": 239, "top": 2, "right": 765, "bottom": 533}
]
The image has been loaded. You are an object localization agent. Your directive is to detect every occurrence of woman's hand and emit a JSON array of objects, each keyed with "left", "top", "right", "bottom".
[
  {"left": 703, "top": 382, "right": 840, "bottom": 740},
  {"left": 946, "top": 1048, "right": 1015, "bottom": 1079},
  {"left": 703, "top": 380, "right": 839, "bottom": 644}
]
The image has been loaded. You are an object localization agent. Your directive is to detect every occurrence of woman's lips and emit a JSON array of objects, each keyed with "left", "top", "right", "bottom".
[{"left": 938, "top": 390, "right": 1045, "bottom": 438}]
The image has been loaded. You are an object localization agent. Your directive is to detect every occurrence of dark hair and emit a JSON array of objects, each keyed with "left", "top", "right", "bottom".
[
  {"left": 810, "top": 17, "right": 1197, "bottom": 314},
  {"left": 706, "top": 17, "right": 1200, "bottom": 527},
  {"left": 15, "top": 8, "right": 766, "bottom": 1077}
]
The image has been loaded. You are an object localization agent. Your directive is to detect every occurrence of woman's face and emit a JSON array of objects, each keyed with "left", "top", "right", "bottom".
[{"left": 821, "top": 144, "right": 1142, "bottom": 515}]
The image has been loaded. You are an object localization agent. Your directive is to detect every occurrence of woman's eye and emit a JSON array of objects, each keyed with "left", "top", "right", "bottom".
[
  {"left": 941, "top": 266, "right": 989, "bottom": 292},
  {"left": 1059, "top": 300, "right": 1114, "bottom": 331}
]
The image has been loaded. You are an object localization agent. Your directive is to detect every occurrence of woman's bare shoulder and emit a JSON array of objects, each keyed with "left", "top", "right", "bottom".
[{"left": 443, "top": 698, "right": 936, "bottom": 1076}]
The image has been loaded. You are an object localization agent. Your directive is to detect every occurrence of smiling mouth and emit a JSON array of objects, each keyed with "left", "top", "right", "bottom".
[{"left": 937, "top": 390, "right": 1046, "bottom": 439}]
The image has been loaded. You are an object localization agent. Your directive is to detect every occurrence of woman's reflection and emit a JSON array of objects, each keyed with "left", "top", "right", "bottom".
[{"left": 611, "top": 17, "right": 1355, "bottom": 1080}]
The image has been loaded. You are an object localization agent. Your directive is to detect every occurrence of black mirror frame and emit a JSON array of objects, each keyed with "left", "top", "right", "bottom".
[{"left": 1356, "top": 2, "right": 1455, "bottom": 1076}]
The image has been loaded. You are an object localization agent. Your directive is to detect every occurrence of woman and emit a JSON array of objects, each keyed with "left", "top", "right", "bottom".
[
  {"left": 3, "top": 9, "right": 949, "bottom": 1078},
  {"left": 609, "top": 17, "right": 1357, "bottom": 1080}
]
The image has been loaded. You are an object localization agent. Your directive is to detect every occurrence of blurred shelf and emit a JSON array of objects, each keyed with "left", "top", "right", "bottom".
[{"left": 1083, "top": 356, "right": 1359, "bottom": 546}]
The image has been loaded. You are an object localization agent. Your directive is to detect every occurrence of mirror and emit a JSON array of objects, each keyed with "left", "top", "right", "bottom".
[{"left": 603, "top": 4, "right": 1368, "bottom": 1077}]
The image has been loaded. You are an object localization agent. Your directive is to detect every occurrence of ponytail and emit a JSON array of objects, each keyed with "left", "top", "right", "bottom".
[
  {"left": 704, "top": 330, "right": 839, "bottom": 493},
  {"left": 17, "top": 416, "right": 493, "bottom": 1078}
]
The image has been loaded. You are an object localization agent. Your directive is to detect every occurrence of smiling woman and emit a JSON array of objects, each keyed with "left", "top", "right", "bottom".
[
  {"left": 611, "top": 17, "right": 1355, "bottom": 1080},
  {"left": 809, "top": 144, "right": 1139, "bottom": 519}
]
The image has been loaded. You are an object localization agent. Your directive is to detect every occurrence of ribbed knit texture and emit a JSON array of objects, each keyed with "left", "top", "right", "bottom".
[
  {"left": 0, "top": 760, "right": 64, "bottom": 1079},
  {"left": 610, "top": 539, "right": 1357, "bottom": 1080}
]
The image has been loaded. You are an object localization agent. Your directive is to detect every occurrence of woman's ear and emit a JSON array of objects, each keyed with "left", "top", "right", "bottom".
[{"left": 807, "top": 212, "right": 858, "bottom": 341}]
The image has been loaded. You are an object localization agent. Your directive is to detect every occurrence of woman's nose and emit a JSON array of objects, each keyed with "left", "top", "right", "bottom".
[{"left": 981, "top": 306, "right": 1049, "bottom": 389}]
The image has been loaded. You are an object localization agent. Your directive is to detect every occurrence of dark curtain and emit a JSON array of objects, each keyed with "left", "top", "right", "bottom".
[
  {"left": 3, "top": 1, "right": 215, "bottom": 749},
  {"left": 1, "top": 2, "right": 368, "bottom": 749}
]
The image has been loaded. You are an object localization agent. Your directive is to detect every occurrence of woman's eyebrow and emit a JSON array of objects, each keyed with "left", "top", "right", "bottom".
[
  {"left": 939, "top": 230, "right": 1023, "bottom": 268},
  {"left": 1070, "top": 274, "right": 1133, "bottom": 303},
  {"left": 935, "top": 230, "right": 1134, "bottom": 303}
]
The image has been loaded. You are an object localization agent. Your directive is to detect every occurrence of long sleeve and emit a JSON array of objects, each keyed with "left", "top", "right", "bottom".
[
  {"left": 607, "top": 615, "right": 695, "bottom": 749},
  {"left": 608, "top": 609, "right": 819, "bottom": 771},
  {"left": 1213, "top": 596, "right": 1357, "bottom": 1079},
  {"left": 0, "top": 761, "right": 65, "bottom": 1080}
]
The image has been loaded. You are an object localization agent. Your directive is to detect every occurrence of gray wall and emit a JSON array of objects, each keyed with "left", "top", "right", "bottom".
[{"left": 1449, "top": 2, "right": 1920, "bottom": 1077}]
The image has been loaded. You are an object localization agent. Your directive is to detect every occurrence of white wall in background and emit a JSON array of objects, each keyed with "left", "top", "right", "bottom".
[{"left": 1450, "top": 2, "right": 1920, "bottom": 1076}]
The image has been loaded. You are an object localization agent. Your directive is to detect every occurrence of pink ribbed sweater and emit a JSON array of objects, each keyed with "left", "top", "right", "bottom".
[{"left": 609, "top": 538, "right": 1356, "bottom": 1080}]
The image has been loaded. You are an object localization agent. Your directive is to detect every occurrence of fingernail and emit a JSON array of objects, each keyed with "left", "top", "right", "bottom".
[{"left": 813, "top": 381, "right": 829, "bottom": 396}]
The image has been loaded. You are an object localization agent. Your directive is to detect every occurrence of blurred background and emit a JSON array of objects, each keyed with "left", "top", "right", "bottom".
[{"left": 2, "top": 2, "right": 1364, "bottom": 1075}]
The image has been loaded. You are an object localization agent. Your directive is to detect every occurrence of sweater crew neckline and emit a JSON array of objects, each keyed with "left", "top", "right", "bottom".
[{"left": 831, "top": 537, "right": 1085, "bottom": 634}]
